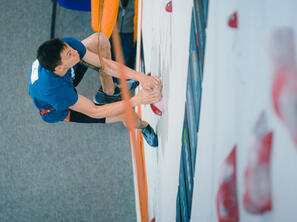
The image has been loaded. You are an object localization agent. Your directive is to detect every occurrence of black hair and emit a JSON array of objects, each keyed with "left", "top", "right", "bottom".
[{"left": 37, "top": 38, "right": 67, "bottom": 71}]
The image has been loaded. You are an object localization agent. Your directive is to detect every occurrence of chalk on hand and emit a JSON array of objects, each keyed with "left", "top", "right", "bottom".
[{"left": 148, "top": 72, "right": 164, "bottom": 116}]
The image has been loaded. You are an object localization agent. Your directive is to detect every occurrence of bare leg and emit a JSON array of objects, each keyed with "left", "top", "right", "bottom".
[
  {"left": 134, "top": 113, "right": 148, "bottom": 129},
  {"left": 106, "top": 111, "right": 158, "bottom": 147},
  {"left": 82, "top": 33, "right": 115, "bottom": 95},
  {"left": 106, "top": 111, "right": 148, "bottom": 129}
]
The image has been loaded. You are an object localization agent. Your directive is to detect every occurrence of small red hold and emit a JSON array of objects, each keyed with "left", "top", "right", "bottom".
[
  {"left": 151, "top": 218, "right": 156, "bottom": 222},
  {"left": 165, "top": 1, "right": 172, "bottom": 13},
  {"left": 151, "top": 104, "right": 163, "bottom": 116},
  {"left": 228, "top": 11, "right": 238, "bottom": 29}
]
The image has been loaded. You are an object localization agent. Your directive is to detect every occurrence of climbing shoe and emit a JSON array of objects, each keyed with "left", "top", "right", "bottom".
[{"left": 141, "top": 124, "right": 158, "bottom": 147}]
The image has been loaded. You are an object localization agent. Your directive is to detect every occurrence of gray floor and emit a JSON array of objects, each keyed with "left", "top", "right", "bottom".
[{"left": 0, "top": 1, "right": 136, "bottom": 221}]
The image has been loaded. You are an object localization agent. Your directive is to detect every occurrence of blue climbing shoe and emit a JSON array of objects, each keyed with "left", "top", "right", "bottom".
[
  {"left": 93, "top": 89, "right": 121, "bottom": 105},
  {"left": 94, "top": 80, "right": 140, "bottom": 105},
  {"left": 115, "top": 79, "right": 139, "bottom": 95},
  {"left": 141, "top": 124, "right": 158, "bottom": 147}
]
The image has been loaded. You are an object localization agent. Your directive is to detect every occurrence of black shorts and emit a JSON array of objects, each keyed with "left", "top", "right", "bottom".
[{"left": 68, "top": 63, "right": 106, "bottom": 124}]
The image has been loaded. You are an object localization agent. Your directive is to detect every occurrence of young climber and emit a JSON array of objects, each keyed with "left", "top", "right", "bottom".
[{"left": 28, "top": 32, "right": 161, "bottom": 147}]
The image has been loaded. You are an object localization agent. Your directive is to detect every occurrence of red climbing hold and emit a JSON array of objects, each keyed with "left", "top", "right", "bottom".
[
  {"left": 165, "top": 1, "right": 172, "bottom": 13},
  {"left": 228, "top": 12, "right": 238, "bottom": 29},
  {"left": 151, "top": 104, "right": 163, "bottom": 116}
]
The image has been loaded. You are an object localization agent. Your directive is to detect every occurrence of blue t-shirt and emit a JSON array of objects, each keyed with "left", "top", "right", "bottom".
[{"left": 29, "top": 37, "right": 87, "bottom": 123}]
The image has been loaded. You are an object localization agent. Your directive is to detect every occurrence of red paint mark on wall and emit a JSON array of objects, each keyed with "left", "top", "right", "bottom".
[
  {"left": 269, "top": 28, "right": 297, "bottom": 146},
  {"left": 216, "top": 146, "right": 239, "bottom": 222},
  {"left": 243, "top": 112, "right": 273, "bottom": 214}
]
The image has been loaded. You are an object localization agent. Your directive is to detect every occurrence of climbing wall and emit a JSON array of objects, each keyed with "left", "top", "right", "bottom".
[
  {"left": 191, "top": 0, "right": 297, "bottom": 222},
  {"left": 134, "top": 0, "right": 297, "bottom": 222},
  {"left": 135, "top": 0, "right": 194, "bottom": 221}
]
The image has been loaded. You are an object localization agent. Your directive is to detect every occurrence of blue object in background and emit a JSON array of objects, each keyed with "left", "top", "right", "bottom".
[
  {"left": 111, "top": 33, "right": 136, "bottom": 84},
  {"left": 179, "top": 156, "right": 190, "bottom": 222},
  {"left": 50, "top": 0, "right": 91, "bottom": 39},
  {"left": 176, "top": 2, "right": 208, "bottom": 220},
  {"left": 182, "top": 124, "right": 194, "bottom": 217},
  {"left": 176, "top": 189, "right": 182, "bottom": 222},
  {"left": 58, "top": 0, "right": 91, "bottom": 11}
]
